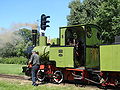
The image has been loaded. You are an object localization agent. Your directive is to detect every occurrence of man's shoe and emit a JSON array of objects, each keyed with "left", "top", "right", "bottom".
[{"left": 32, "top": 83, "right": 38, "bottom": 86}]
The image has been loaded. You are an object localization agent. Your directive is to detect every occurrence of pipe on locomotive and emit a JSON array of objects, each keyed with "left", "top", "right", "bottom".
[{"left": 32, "top": 29, "right": 47, "bottom": 47}]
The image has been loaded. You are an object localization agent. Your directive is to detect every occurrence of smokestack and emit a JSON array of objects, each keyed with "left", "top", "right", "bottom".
[{"left": 32, "top": 29, "right": 37, "bottom": 46}]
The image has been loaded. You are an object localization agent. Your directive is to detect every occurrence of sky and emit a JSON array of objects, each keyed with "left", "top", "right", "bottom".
[{"left": 0, "top": 0, "right": 82, "bottom": 38}]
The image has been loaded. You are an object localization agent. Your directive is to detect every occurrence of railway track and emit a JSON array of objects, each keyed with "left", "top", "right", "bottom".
[
  {"left": 0, "top": 74, "right": 29, "bottom": 80},
  {"left": 0, "top": 74, "right": 116, "bottom": 89}
]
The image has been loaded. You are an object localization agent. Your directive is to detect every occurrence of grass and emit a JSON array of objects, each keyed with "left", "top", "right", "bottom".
[
  {"left": 0, "top": 80, "right": 86, "bottom": 90},
  {"left": 0, "top": 63, "right": 26, "bottom": 75}
]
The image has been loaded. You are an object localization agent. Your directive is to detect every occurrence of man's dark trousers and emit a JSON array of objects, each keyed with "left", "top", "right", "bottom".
[{"left": 31, "top": 65, "right": 39, "bottom": 83}]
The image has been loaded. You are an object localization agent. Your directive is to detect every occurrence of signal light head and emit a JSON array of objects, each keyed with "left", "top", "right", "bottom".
[{"left": 40, "top": 14, "right": 50, "bottom": 30}]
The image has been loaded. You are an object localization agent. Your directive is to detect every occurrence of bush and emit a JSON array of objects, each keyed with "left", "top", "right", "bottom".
[{"left": 0, "top": 57, "right": 28, "bottom": 65}]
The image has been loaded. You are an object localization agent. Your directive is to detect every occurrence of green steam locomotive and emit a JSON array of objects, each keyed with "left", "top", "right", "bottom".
[{"left": 23, "top": 24, "right": 120, "bottom": 87}]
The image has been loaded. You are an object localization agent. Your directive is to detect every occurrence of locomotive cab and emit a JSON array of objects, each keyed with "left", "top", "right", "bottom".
[
  {"left": 50, "top": 24, "right": 101, "bottom": 69},
  {"left": 65, "top": 26, "right": 85, "bottom": 67}
]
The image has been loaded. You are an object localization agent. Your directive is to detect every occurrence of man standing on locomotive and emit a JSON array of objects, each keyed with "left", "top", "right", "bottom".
[{"left": 28, "top": 50, "right": 40, "bottom": 86}]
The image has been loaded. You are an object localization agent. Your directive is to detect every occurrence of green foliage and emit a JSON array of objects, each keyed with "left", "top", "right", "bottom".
[
  {"left": 67, "top": 0, "right": 120, "bottom": 43},
  {"left": 0, "top": 28, "right": 32, "bottom": 58},
  {"left": 0, "top": 41, "right": 26, "bottom": 57},
  {"left": 94, "top": 0, "right": 120, "bottom": 43},
  {"left": 15, "top": 28, "right": 32, "bottom": 44},
  {"left": 67, "top": 0, "right": 100, "bottom": 25},
  {"left": 0, "top": 57, "right": 28, "bottom": 65},
  {"left": 67, "top": 0, "right": 82, "bottom": 25},
  {"left": 0, "top": 43, "right": 17, "bottom": 57}
]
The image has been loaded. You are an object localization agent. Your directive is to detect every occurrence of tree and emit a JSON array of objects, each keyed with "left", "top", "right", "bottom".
[
  {"left": 14, "top": 28, "right": 33, "bottom": 56},
  {"left": 67, "top": 0, "right": 120, "bottom": 43},
  {"left": 94, "top": 0, "right": 120, "bottom": 43},
  {"left": 67, "top": 0, "right": 82, "bottom": 25},
  {"left": 0, "top": 28, "right": 32, "bottom": 57},
  {"left": 0, "top": 42, "right": 16, "bottom": 57},
  {"left": 16, "top": 28, "right": 32, "bottom": 44},
  {"left": 67, "top": 0, "right": 100, "bottom": 25}
]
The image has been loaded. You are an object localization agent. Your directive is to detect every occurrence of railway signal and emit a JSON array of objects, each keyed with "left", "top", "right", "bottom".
[{"left": 40, "top": 14, "right": 50, "bottom": 30}]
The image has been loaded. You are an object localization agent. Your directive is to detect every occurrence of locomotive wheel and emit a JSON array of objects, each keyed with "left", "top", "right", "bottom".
[
  {"left": 53, "top": 71, "right": 63, "bottom": 84},
  {"left": 37, "top": 70, "right": 45, "bottom": 82}
]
